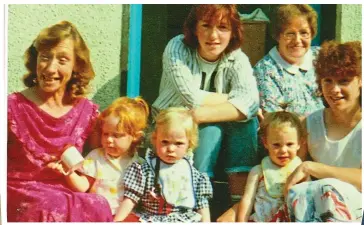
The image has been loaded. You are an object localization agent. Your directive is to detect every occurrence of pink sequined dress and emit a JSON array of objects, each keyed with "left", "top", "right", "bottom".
[{"left": 7, "top": 92, "right": 113, "bottom": 222}]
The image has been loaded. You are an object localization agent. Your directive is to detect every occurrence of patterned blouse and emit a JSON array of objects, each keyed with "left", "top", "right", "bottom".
[
  {"left": 81, "top": 148, "right": 143, "bottom": 214},
  {"left": 123, "top": 149, "right": 213, "bottom": 222},
  {"left": 254, "top": 46, "right": 324, "bottom": 116}
]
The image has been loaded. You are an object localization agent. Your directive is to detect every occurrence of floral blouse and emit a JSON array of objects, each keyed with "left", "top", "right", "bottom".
[
  {"left": 254, "top": 46, "right": 324, "bottom": 116},
  {"left": 81, "top": 148, "right": 143, "bottom": 214}
]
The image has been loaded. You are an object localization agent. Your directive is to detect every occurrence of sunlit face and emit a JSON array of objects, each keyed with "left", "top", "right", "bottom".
[
  {"left": 155, "top": 124, "right": 189, "bottom": 164},
  {"left": 195, "top": 14, "right": 232, "bottom": 62},
  {"left": 277, "top": 16, "right": 312, "bottom": 65},
  {"left": 263, "top": 123, "right": 300, "bottom": 167},
  {"left": 321, "top": 75, "right": 361, "bottom": 110},
  {"left": 36, "top": 38, "right": 75, "bottom": 94},
  {"left": 101, "top": 115, "right": 134, "bottom": 158}
]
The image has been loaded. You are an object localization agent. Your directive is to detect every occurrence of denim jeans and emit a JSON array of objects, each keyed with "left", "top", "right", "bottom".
[{"left": 193, "top": 116, "right": 262, "bottom": 178}]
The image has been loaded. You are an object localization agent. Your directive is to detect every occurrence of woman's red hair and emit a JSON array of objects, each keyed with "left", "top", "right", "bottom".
[{"left": 183, "top": 4, "right": 243, "bottom": 54}]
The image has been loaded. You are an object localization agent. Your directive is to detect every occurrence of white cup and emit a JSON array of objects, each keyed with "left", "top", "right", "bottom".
[{"left": 60, "top": 146, "right": 84, "bottom": 175}]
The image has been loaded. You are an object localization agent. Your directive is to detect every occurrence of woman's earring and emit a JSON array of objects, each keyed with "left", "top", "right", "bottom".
[{"left": 33, "top": 78, "right": 38, "bottom": 84}]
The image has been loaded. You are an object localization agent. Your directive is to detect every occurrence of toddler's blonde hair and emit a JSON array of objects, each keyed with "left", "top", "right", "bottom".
[{"left": 152, "top": 107, "right": 198, "bottom": 152}]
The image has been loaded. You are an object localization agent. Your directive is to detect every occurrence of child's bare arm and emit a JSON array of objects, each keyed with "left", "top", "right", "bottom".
[
  {"left": 237, "top": 165, "right": 261, "bottom": 222},
  {"left": 114, "top": 198, "right": 136, "bottom": 222},
  {"left": 47, "top": 161, "right": 90, "bottom": 192},
  {"left": 64, "top": 171, "right": 91, "bottom": 192},
  {"left": 216, "top": 203, "right": 238, "bottom": 222},
  {"left": 197, "top": 207, "right": 211, "bottom": 222}
]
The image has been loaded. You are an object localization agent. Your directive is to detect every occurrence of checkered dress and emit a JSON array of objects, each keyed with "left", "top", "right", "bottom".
[{"left": 123, "top": 149, "right": 213, "bottom": 222}]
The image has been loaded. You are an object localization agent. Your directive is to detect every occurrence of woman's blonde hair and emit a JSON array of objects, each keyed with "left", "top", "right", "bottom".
[
  {"left": 23, "top": 20, "right": 94, "bottom": 101},
  {"left": 99, "top": 96, "right": 150, "bottom": 156},
  {"left": 152, "top": 107, "right": 199, "bottom": 152}
]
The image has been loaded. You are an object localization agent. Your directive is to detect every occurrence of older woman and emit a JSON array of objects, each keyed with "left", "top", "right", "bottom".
[
  {"left": 152, "top": 4, "right": 260, "bottom": 195},
  {"left": 7, "top": 21, "right": 113, "bottom": 222},
  {"left": 285, "top": 41, "right": 362, "bottom": 222},
  {"left": 254, "top": 4, "right": 324, "bottom": 117}
]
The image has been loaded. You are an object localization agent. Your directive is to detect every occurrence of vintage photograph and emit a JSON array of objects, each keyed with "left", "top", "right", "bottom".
[{"left": 5, "top": 4, "right": 362, "bottom": 222}]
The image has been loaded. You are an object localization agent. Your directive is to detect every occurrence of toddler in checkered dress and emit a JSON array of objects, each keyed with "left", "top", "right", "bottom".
[
  {"left": 48, "top": 96, "right": 149, "bottom": 215},
  {"left": 114, "top": 107, "right": 213, "bottom": 222}
]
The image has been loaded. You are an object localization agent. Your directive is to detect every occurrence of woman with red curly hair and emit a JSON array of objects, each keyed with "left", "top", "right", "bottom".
[
  {"left": 152, "top": 4, "right": 260, "bottom": 199},
  {"left": 284, "top": 40, "right": 362, "bottom": 222}
]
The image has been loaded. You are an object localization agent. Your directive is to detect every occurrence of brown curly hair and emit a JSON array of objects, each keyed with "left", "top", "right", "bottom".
[
  {"left": 183, "top": 4, "right": 243, "bottom": 54},
  {"left": 314, "top": 40, "right": 362, "bottom": 107},
  {"left": 23, "top": 20, "right": 95, "bottom": 101},
  {"left": 99, "top": 96, "right": 150, "bottom": 156},
  {"left": 259, "top": 111, "right": 306, "bottom": 142},
  {"left": 270, "top": 4, "right": 318, "bottom": 41}
]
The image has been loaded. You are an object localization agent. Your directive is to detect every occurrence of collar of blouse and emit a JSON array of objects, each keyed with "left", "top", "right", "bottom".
[{"left": 269, "top": 46, "right": 314, "bottom": 75}]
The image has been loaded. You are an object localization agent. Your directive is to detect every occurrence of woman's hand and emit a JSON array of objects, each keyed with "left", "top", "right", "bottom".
[
  {"left": 189, "top": 108, "right": 201, "bottom": 124},
  {"left": 47, "top": 161, "right": 68, "bottom": 175},
  {"left": 257, "top": 108, "right": 264, "bottom": 123},
  {"left": 284, "top": 161, "right": 311, "bottom": 197}
]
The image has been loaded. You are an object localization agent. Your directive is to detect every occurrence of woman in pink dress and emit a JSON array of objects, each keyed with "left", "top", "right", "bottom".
[{"left": 7, "top": 21, "right": 113, "bottom": 222}]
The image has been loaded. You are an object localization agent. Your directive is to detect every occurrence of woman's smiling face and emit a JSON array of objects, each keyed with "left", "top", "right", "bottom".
[
  {"left": 195, "top": 14, "right": 232, "bottom": 62},
  {"left": 277, "top": 16, "right": 312, "bottom": 65},
  {"left": 36, "top": 38, "right": 75, "bottom": 94},
  {"left": 321, "top": 75, "right": 361, "bottom": 110}
]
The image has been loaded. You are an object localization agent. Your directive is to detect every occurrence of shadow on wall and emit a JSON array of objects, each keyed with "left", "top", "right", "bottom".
[{"left": 91, "top": 70, "right": 126, "bottom": 112}]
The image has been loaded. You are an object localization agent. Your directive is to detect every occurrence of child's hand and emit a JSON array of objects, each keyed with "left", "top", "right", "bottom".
[{"left": 47, "top": 161, "right": 68, "bottom": 175}]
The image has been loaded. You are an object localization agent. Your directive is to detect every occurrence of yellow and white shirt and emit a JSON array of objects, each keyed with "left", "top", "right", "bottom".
[{"left": 80, "top": 148, "right": 143, "bottom": 214}]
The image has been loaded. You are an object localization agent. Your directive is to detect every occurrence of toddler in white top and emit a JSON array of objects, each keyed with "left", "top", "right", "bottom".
[
  {"left": 48, "top": 96, "right": 149, "bottom": 214},
  {"left": 237, "top": 111, "right": 304, "bottom": 222}
]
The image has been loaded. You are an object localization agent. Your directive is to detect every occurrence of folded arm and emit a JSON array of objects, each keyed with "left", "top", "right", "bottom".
[
  {"left": 164, "top": 38, "right": 258, "bottom": 124},
  {"left": 193, "top": 55, "right": 259, "bottom": 123}
]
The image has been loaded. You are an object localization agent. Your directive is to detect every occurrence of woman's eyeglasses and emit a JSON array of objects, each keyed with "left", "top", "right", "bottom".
[{"left": 283, "top": 31, "right": 311, "bottom": 40}]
